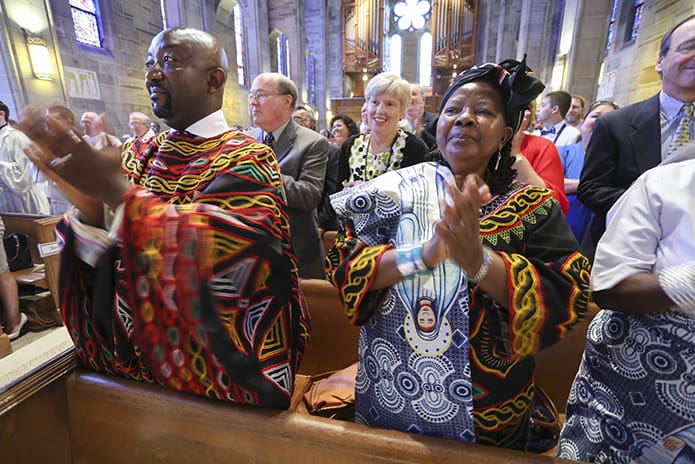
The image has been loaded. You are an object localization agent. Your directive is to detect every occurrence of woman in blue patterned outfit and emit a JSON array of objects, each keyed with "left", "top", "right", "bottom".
[{"left": 326, "top": 59, "right": 590, "bottom": 450}]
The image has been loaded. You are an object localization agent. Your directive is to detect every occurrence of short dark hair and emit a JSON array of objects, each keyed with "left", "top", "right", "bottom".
[
  {"left": 0, "top": 101, "right": 9, "bottom": 120},
  {"left": 659, "top": 14, "right": 695, "bottom": 57},
  {"left": 545, "top": 90, "right": 572, "bottom": 118},
  {"left": 330, "top": 114, "right": 359, "bottom": 136},
  {"left": 47, "top": 104, "right": 75, "bottom": 125}
]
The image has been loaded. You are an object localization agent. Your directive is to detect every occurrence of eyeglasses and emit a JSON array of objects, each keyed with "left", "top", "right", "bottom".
[
  {"left": 129, "top": 121, "right": 147, "bottom": 126},
  {"left": 248, "top": 92, "right": 286, "bottom": 103}
]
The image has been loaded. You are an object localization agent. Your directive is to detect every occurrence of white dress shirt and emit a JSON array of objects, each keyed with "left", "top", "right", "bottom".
[{"left": 592, "top": 144, "right": 695, "bottom": 292}]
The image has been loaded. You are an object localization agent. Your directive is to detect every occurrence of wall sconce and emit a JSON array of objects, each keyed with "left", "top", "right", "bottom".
[{"left": 25, "top": 32, "right": 54, "bottom": 80}]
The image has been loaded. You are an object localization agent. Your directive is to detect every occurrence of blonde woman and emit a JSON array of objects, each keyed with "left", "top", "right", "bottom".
[{"left": 337, "top": 73, "right": 428, "bottom": 188}]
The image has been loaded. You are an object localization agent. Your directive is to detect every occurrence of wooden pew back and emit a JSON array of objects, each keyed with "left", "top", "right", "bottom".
[
  {"left": 298, "top": 279, "right": 359, "bottom": 375},
  {"left": 2, "top": 213, "right": 61, "bottom": 308},
  {"left": 534, "top": 302, "right": 600, "bottom": 412},
  {"left": 68, "top": 371, "right": 577, "bottom": 464}
]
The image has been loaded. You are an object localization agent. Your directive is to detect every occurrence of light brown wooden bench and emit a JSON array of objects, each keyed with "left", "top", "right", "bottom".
[
  {"left": 2, "top": 213, "right": 61, "bottom": 308},
  {"left": 298, "top": 278, "right": 359, "bottom": 374},
  {"left": 66, "top": 370, "right": 578, "bottom": 464}
]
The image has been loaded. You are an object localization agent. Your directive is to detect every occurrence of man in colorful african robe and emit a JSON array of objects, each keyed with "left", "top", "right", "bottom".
[
  {"left": 327, "top": 161, "right": 589, "bottom": 450},
  {"left": 20, "top": 27, "right": 309, "bottom": 409}
]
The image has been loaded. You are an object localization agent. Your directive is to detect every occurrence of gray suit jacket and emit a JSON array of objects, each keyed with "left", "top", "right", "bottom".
[{"left": 250, "top": 120, "right": 329, "bottom": 278}]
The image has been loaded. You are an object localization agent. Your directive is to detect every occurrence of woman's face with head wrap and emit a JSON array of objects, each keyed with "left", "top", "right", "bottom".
[{"left": 436, "top": 81, "right": 513, "bottom": 178}]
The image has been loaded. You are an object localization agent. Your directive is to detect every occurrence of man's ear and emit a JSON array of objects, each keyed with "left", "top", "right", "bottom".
[
  {"left": 207, "top": 68, "right": 227, "bottom": 94},
  {"left": 655, "top": 55, "right": 664, "bottom": 75}
]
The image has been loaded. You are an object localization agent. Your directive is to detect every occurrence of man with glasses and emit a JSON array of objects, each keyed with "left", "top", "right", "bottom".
[
  {"left": 127, "top": 111, "right": 155, "bottom": 144},
  {"left": 291, "top": 106, "right": 317, "bottom": 131},
  {"left": 578, "top": 14, "right": 695, "bottom": 259},
  {"left": 248, "top": 73, "right": 329, "bottom": 279}
]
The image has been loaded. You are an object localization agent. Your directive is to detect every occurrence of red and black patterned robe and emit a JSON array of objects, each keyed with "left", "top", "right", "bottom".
[{"left": 57, "top": 129, "right": 310, "bottom": 408}]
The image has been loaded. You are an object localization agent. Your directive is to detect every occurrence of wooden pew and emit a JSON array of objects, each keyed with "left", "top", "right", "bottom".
[
  {"left": 1, "top": 276, "right": 591, "bottom": 463},
  {"left": 68, "top": 370, "right": 576, "bottom": 464},
  {"left": 2, "top": 213, "right": 61, "bottom": 309},
  {"left": 534, "top": 302, "right": 600, "bottom": 413},
  {"left": 298, "top": 278, "right": 359, "bottom": 374}
]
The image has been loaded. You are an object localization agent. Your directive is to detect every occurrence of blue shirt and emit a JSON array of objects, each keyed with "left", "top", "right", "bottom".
[{"left": 558, "top": 142, "right": 591, "bottom": 243}]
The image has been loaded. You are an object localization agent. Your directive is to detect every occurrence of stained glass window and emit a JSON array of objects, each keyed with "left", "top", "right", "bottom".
[
  {"left": 604, "top": 0, "right": 619, "bottom": 55},
  {"left": 277, "top": 34, "right": 289, "bottom": 78},
  {"left": 70, "top": 0, "right": 102, "bottom": 47},
  {"left": 233, "top": 4, "right": 245, "bottom": 86},
  {"left": 305, "top": 54, "right": 317, "bottom": 108},
  {"left": 627, "top": 1, "right": 644, "bottom": 42},
  {"left": 393, "top": 0, "right": 431, "bottom": 31}
]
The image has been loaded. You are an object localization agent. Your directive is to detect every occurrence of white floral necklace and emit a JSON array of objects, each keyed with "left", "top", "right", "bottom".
[{"left": 348, "top": 129, "right": 407, "bottom": 182}]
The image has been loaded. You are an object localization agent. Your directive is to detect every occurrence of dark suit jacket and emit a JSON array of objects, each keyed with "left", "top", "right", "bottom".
[
  {"left": 250, "top": 120, "right": 329, "bottom": 278},
  {"left": 318, "top": 143, "right": 340, "bottom": 231},
  {"left": 577, "top": 94, "right": 661, "bottom": 254},
  {"left": 421, "top": 110, "right": 439, "bottom": 150}
]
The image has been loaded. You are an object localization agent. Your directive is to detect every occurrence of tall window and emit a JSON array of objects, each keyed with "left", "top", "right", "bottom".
[
  {"left": 418, "top": 32, "right": 432, "bottom": 86},
  {"left": 233, "top": 4, "right": 245, "bottom": 86},
  {"left": 69, "top": 0, "right": 103, "bottom": 47},
  {"left": 305, "top": 53, "right": 317, "bottom": 108},
  {"left": 604, "top": 0, "right": 619, "bottom": 54},
  {"left": 276, "top": 34, "right": 290, "bottom": 78},
  {"left": 626, "top": 0, "right": 644, "bottom": 42},
  {"left": 388, "top": 34, "right": 402, "bottom": 77}
]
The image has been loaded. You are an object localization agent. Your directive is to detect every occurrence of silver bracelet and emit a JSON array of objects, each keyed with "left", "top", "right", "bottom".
[
  {"left": 395, "top": 243, "right": 429, "bottom": 277},
  {"left": 658, "top": 263, "right": 695, "bottom": 315},
  {"left": 467, "top": 246, "right": 494, "bottom": 284}
]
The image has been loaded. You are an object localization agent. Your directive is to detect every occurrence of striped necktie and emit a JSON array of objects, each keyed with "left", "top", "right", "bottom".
[
  {"left": 671, "top": 104, "right": 694, "bottom": 153},
  {"left": 263, "top": 132, "right": 275, "bottom": 148}
]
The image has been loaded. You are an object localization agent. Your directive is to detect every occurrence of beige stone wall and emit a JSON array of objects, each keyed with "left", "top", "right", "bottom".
[
  {"left": 47, "top": 0, "right": 166, "bottom": 137},
  {"left": 599, "top": 0, "right": 695, "bottom": 106}
]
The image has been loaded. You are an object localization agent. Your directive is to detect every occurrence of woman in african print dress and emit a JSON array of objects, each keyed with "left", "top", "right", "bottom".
[
  {"left": 558, "top": 144, "right": 695, "bottom": 463},
  {"left": 326, "top": 58, "right": 590, "bottom": 450}
]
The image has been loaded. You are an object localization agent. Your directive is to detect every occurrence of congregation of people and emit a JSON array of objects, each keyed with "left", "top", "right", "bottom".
[{"left": 0, "top": 12, "right": 694, "bottom": 463}]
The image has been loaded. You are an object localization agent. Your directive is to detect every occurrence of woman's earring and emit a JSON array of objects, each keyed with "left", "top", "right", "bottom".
[{"left": 493, "top": 148, "right": 502, "bottom": 171}]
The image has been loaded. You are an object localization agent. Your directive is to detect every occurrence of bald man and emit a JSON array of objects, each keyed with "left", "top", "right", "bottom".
[
  {"left": 80, "top": 111, "right": 121, "bottom": 149},
  {"left": 20, "top": 27, "right": 309, "bottom": 408},
  {"left": 127, "top": 111, "right": 155, "bottom": 143}
]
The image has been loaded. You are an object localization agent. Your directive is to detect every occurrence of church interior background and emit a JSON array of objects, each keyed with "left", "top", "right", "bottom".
[{"left": 0, "top": 0, "right": 692, "bottom": 138}]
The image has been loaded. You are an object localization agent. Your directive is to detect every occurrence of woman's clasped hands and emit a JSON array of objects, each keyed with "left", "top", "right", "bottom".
[{"left": 422, "top": 174, "right": 491, "bottom": 277}]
